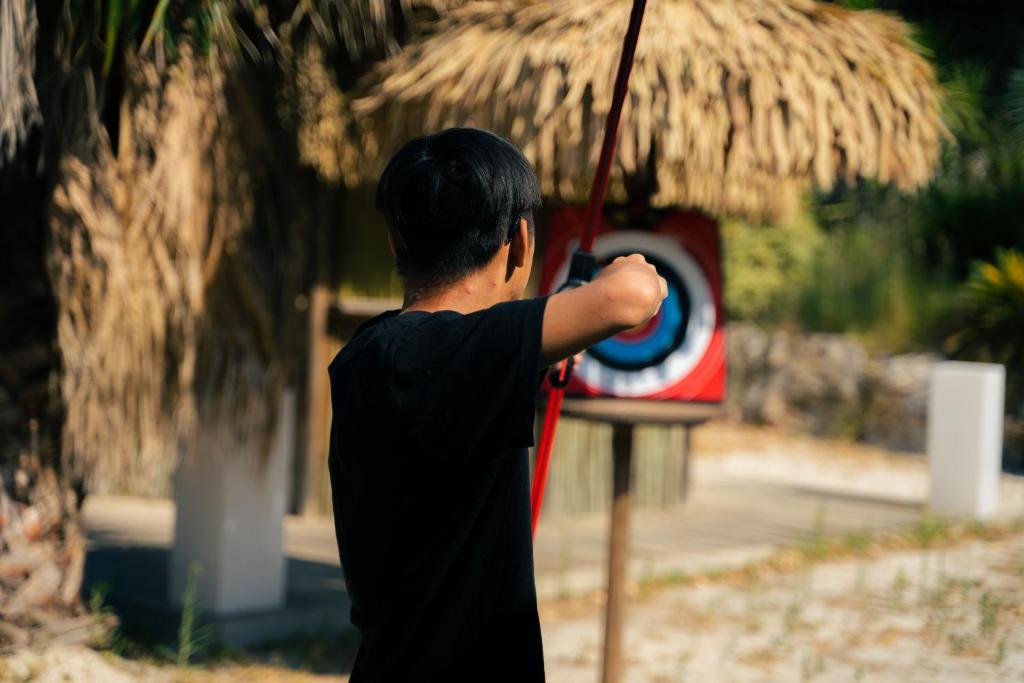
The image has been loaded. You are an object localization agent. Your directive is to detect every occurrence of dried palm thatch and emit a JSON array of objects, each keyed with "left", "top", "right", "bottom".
[
  {"left": 0, "top": 0, "right": 41, "bottom": 162},
  {"left": 288, "top": 0, "right": 468, "bottom": 57},
  {"left": 48, "top": 47, "right": 281, "bottom": 496},
  {"left": 281, "top": 38, "right": 360, "bottom": 184},
  {"left": 317, "top": 0, "right": 946, "bottom": 220},
  {"left": 278, "top": 0, "right": 466, "bottom": 184}
]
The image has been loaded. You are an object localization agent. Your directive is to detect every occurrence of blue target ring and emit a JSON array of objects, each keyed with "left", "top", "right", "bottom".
[{"left": 589, "top": 253, "right": 690, "bottom": 372}]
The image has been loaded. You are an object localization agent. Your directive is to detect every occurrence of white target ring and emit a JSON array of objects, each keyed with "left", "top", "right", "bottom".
[{"left": 551, "top": 231, "right": 717, "bottom": 397}]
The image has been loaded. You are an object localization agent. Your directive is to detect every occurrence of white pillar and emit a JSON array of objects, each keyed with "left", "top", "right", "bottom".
[
  {"left": 170, "top": 389, "right": 295, "bottom": 613},
  {"left": 927, "top": 362, "right": 1004, "bottom": 519}
]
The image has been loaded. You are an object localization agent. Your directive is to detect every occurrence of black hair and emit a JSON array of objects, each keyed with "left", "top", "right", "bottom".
[{"left": 375, "top": 127, "right": 542, "bottom": 288}]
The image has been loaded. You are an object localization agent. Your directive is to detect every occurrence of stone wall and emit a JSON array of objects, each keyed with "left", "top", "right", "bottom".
[{"left": 727, "top": 323, "right": 934, "bottom": 452}]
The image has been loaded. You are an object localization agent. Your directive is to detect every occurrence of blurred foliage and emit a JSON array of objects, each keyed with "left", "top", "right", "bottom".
[
  {"left": 59, "top": 0, "right": 261, "bottom": 75},
  {"left": 54, "top": 1, "right": 414, "bottom": 95},
  {"left": 59, "top": 0, "right": 405, "bottom": 61},
  {"left": 1010, "top": 60, "right": 1024, "bottom": 144},
  {"left": 732, "top": 1, "right": 1024, "bottom": 355},
  {"left": 799, "top": 195, "right": 959, "bottom": 351},
  {"left": 947, "top": 249, "right": 1024, "bottom": 413},
  {"left": 722, "top": 211, "right": 822, "bottom": 324}
]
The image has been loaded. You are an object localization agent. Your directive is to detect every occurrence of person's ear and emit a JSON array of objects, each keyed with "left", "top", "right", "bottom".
[{"left": 510, "top": 216, "right": 530, "bottom": 268}]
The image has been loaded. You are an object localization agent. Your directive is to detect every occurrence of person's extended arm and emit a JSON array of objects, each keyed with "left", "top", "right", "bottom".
[{"left": 541, "top": 254, "right": 668, "bottom": 365}]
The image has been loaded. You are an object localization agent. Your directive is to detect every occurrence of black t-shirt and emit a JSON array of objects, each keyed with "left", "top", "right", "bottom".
[{"left": 327, "top": 297, "right": 548, "bottom": 682}]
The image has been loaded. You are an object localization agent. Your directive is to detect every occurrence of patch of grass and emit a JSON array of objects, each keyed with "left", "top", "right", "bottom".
[
  {"left": 799, "top": 506, "right": 831, "bottom": 562},
  {"left": 913, "top": 514, "right": 950, "bottom": 548},
  {"left": 995, "top": 637, "right": 1008, "bottom": 665},
  {"left": 89, "top": 565, "right": 229, "bottom": 668},
  {"left": 165, "top": 562, "right": 214, "bottom": 667},
  {"left": 921, "top": 577, "right": 959, "bottom": 644},
  {"left": 701, "top": 567, "right": 731, "bottom": 581},
  {"left": 661, "top": 569, "right": 689, "bottom": 584},
  {"left": 744, "top": 576, "right": 765, "bottom": 628},
  {"left": 968, "top": 518, "right": 990, "bottom": 537},
  {"left": 949, "top": 631, "right": 974, "bottom": 655},
  {"left": 890, "top": 569, "right": 909, "bottom": 604},
  {"left": 843, "top": 529, "right": 875, "bottom": 554},
  {"left": 88, "top": 581, "right": 113, "bottom": 616},
  {"left": 254, "top": 629, "right": 361, "bottom": 675},
  {"left": 631, "top": 516, "right": 1021, "bottom": 595},
  {"left": 799, "top": 651, "right": 826, "bottom": 681},
  {"left": 84, "top": 580, "right": 122, "bottom": 650},
  {"left": 784, "top": 597, "right": 803, "bottom": 633},
  {"left": 979, "top": 591, "right": 1001, "bottom": 636},
  {"left": 844, "top": 528, "right": 876, "bottom": 594}
]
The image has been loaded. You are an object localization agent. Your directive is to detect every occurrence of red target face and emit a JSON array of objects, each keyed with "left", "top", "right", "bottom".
[{"left": 540, "top": 208, "right": 726, "bottom": 403}]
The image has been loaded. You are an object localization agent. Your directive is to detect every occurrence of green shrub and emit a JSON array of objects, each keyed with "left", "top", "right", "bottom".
[
  {"left": 796, "top": 219, "right": 959, "bottom": 351},
  {"left": 722, "top": 210, "right": 823, "bottom": 324},
  {"left": 947, "top": 248, "right": 1024, "bottom": 414}
]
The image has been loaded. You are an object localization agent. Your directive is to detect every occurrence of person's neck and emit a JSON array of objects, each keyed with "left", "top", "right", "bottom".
[{"left": 402, "top": 268, "right": 510, "bottom": 315}]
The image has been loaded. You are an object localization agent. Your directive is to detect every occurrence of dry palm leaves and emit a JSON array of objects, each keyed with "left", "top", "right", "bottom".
[
  {"left": 0, "top": 0, "right": 41, "bottom": 162},
  {"left": 288, "top": 0, "right": 469, "bottom": 57},
  {"left": 317, "top": 0, "right": 947, "bottom": 220},
  {"left": 48, "top": 47, "right": 278, "bottom": 496}
]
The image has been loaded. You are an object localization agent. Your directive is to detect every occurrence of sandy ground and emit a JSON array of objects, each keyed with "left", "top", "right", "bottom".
[
  {"left": 7, "top": 535, "right": 1023, "bottom": 683},
  {"left": 5, "top": 424, "right": 1023, "bottom": 682},
  {"left": 0, "top": 649, "right": 347, "bottom": 683},
  {"left": 540, "top": 534, "right": 1024, "bottom": 682}
]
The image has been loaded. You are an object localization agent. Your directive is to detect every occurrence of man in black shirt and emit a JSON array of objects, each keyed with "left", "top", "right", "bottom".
[{"left": 328, "top": 127, "right": 667, "bottom": 681}]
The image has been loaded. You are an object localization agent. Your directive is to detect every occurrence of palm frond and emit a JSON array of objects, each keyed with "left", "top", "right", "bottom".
[{"left": 0, "top": 0, "right": 41, "bottom": 163}]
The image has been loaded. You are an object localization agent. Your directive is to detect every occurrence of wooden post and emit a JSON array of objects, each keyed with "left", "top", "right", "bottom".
[
  {"left": 602, "top": 422, "right": 633, "bottom": 683},
  {"left": 302, "top": 284, "right": 332, "bottom": 516},
  {"left": 557, "top": 399, "right": 721, "bottom": 683},
  {"left": 680, "top": 425, "right": 692, "bottom": 502},
  {"left": 301, "top": 190, "right": 334, "bottom": 516}
]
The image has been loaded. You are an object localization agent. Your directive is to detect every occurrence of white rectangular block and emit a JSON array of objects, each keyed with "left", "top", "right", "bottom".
[
  {"left": 170, "top": 390, "right": 295, "bottom": 614},
  {"left": 927, "top": 362, "right": 1004, "bottom": 519}
]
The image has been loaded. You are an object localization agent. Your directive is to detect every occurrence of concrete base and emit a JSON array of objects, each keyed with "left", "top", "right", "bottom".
[
  {"left": 170, "top": 390, "right": 295, "bottom": 615},
  {"left": 927, "top": 362, "right": 1005, "bottom": 519}
]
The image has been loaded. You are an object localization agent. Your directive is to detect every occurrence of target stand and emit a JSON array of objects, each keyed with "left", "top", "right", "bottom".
[{"left": 540, "top": 207, "right": 727, "bottom": 683}]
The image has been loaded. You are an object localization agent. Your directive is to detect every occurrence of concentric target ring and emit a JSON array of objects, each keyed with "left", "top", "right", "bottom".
[{"left": 588, "top": 251, "right": 689, "bottom": 371}]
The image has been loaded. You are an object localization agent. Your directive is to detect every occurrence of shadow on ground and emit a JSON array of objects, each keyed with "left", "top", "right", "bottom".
[{"left": 82, "top": 538, "right": 357, "bottom": 675}]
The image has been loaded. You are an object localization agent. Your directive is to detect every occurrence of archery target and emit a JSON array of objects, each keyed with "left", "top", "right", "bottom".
[
  {"left": 540, "top": 208, "right": 726, "bottom": 403},
  {"left": 549, "top": 232, "right": 715, "bottom": 396}
]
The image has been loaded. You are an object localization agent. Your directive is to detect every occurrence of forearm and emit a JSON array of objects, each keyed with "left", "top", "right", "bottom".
[
  {"left": 540, "top": 269, "right": 665, "bottom": 365},
  {"left": 540, "top": 282, "right": 623, "bottom": 365}
]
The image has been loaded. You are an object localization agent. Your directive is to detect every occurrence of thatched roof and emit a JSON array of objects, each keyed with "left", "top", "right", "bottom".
[{"left": 309, "top": 0, "right": 947, "bottom": 220}]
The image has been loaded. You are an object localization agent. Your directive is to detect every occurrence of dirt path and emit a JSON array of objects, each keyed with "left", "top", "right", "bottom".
[{"left": 541, "top": 534, "right": 1024, "bottom": 682}]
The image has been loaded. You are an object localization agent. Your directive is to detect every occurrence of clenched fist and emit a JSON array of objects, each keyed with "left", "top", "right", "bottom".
[{"left": 593, "top": 253, "right": 669, "bottom": 326}]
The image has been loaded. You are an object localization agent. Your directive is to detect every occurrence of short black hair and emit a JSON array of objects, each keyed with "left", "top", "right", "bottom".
[{"left": 376, "top": 127, "right": 542, "bottom": 288}]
